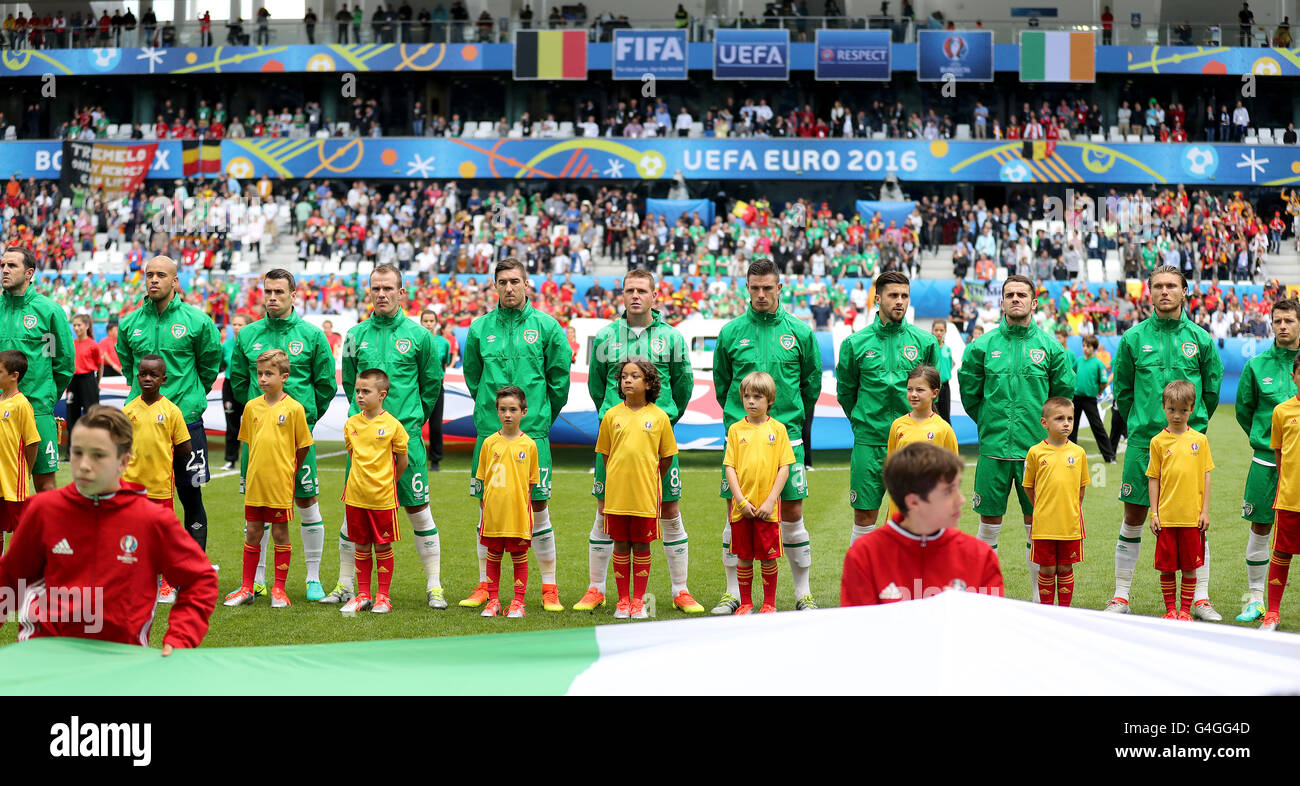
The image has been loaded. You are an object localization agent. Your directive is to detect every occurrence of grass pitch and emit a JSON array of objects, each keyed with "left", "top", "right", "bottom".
[{"left": 0, "top": 407, "right": 1293, "bottom": 648}]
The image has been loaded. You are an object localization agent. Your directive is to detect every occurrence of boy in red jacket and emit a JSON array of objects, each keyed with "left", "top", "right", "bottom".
[
  {"left": 841, "top": 442, "right": 1003, "bottom": 605},
  {"left": 0, "top": 405, "right": 217, "bottom": 653}
]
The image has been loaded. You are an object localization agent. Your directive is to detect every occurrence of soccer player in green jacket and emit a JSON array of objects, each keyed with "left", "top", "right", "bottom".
[
  {"left": 835, "top": 271, "right": 938, "bottom": 544},
  {"left": 1108, "top": 266, "right": 1223, "bottom": 618},
  {"left": 712, "top": 259, "right": 822, "bottom": 613},
  {"left": 325, "top": 264, "right": 447, "bottom": 608},
  {"left": 0, "top": 247, "right": 74, "bottom": 495},
  {"left": 1069, "top": 334, "right": 1115, "bottom": 463},
  {"left": 229, "top": 270, "right": 338, "bottom": 602},
  {"left": 957, "top": 275, "right": 1075, "bottom": 599},
  {"left": 932, "top": 318, "right": 954, "bottom": 423},
  {"left": 118, "top": 256, "right": 222, "bottom": 552},
  {"left": 575, "top": 268, "right": 702, "bottom": 613},
  {"left": 1233, "top": 301, "right": 1299, "bottom": 621},
  {"left": 461, "top": 258, "right": 571, "bottom": 612}
]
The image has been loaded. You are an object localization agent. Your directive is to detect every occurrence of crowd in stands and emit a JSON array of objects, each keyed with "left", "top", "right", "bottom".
[
  {"left": 4, "top": 172, "right": 1297, "bottom": 341},
  {"left": 951, "top": 277, "right": 1289, "bottom": 344},
  {"left": 947, "top": 186, "right": 1296, "bottom": 286}
]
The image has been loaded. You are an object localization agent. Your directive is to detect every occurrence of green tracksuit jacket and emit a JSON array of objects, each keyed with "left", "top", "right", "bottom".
[
  {"left": 1074, "top": 354, "right": 1109, "bottom": 398},
  {"left": 1236, "top": 342, "right": 1298, "bottom": 461},
  {"left": 836, "top": 315, "right": 938, "bottom": 445},
  {"left": 462, "top": 302, "right": 570, "bottom": 440},
  {"left": 229, "top": 309, "right": 337, "bottom": 425},
  {"left": 0, "top": 287, "right": 74, "bottom": 416},
  {"left": 957, "top": 318, "right": 1076, "bottom": 459},
  {"left": 588, "top": 310, "right": 693, "bottom": 423},
  {"left": 1113, "top": 313, "right": 1223, "bottom": 447},
  {"left": 342, "top": 310, "right": 442, "bottom": 431},
  {"left": 712, "top": 306, "right": 821, "bottom": 443},
  {"left": 118, "top": 295, "right": 222, "bottom": 423}
]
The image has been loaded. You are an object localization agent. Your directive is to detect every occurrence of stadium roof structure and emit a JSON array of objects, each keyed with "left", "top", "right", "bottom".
[{"left": 2, "top": 591, "right": 1296, "bottom": 695}]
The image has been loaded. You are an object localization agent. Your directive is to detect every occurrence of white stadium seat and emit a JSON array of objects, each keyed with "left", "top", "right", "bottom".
[{"left": 1086, "top": 258, "right": 1104, "bottom": 281}]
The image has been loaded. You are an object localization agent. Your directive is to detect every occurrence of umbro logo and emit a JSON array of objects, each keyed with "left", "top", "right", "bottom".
[{"left": 52, "top": 539, "right": 73, "bottom": 555}]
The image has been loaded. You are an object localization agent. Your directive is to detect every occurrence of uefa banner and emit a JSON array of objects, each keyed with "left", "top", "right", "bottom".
[
  {"left": 59, "top": 141, "right": 158, "bottom": 198},
  {"left": 612, "top": 29, "right": 688, "bottom": 80},
  {"left": 4, "top": 138, "right": 1298, "bottom": 186},
  {"left": 814, "top": 29, "right": 891, "bottom": 81},
  {"left": 713, "top": 28, "right": 789, "bottom": 80},
  {"left": 917, "top": 29, "right": 994, "bottom": 81}
]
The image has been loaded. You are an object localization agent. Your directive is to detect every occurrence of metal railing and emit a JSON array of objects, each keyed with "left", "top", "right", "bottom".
[{"left": 0, "top": 16, "right": 1291, "bottom": 50}]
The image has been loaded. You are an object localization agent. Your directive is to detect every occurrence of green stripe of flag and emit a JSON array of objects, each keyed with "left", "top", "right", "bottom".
[
  {"left": 0, "top": 630, "right": 601, "bottom": 695},
  {"left": 1021, "top": 31, "right": 1046, "bottom": 81}
]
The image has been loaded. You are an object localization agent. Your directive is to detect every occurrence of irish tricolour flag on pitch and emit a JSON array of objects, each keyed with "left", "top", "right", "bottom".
[{"left": 1019, "top": 31, "right": 1095, "bottom": 83}]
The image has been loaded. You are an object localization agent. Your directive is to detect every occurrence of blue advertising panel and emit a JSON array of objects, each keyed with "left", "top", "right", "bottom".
[
  {"left": 612, "top": 29, "right": 688, "bottom": 80},
  {"left": 713, "top": 28, "right": 789, "bottom": 80},
  {"left": 814, "top": 28, "right": 891, "bottom": 81},
  {"left": 917, "top": 29, "right": 995, "bottom": 81},
  {"left": 0, "top": 41, "right": 1295, "bottom": 78},
  {"left": 2, "top": 138, "right": 1295, "bottom": 186}
]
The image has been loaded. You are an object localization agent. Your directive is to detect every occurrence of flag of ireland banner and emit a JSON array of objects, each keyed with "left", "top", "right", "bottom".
[{"left": 1019, "top": 31, "right": 1096, "bottom": 83}]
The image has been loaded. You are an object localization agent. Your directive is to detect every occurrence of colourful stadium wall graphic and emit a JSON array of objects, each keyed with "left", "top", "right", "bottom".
[
  {"left": 7, "top": 138, "right": 1300, "bottom": 186},
  {"left": 1, "top": 42, "right": 1298, "bottom": 77}
]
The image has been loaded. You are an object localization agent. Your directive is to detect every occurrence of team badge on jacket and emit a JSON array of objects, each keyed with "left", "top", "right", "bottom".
[
  {"left": 1028, "top": 348, "right": 1046, "bottom": 363},
  {"left": 118, "top": 535, "right": 139, "bottom": 564},
  {"left": 650, "top": 337, "right": 666, "bottom": 354},
  {"left": 171, "top": 324, "right": 187, "bottom": 339},
  {"left": 1181, "top": 342, "right": 1198, "bottom": 358},
  {"left": 902, "top": 345, "right": 918, "bottom": 362},
  {"left": 22, "top": 314, "right": 37, "bottom": 330},
  {"left": 395, "top": 338, "right": 412, "bottom": 354},
  {"left": 289, "top": 340, "right": 304, "bottom": 355},
  {"left": 779, "top": 334, "right": 796, "bottom": 350},
  {"left": 523, "top": 329, "right": 539, "bottom": 345}
]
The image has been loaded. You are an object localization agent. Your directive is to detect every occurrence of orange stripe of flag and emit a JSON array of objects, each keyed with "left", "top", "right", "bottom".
[{"left": 1069, "top": 32, "right": 1094, "bottom": 81}]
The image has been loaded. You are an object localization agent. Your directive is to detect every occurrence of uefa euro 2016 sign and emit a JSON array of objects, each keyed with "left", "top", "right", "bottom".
[
  {"left": 612, "top": 29, "right": 688, "bottom": 80},
  {"left": 713, "top": 28, "right": 790, "bottom": 80},
  {"left": 917, "top": 29, "right": 995, "bottom": 81},
  {"left": 814, "top": 29, "right": 891, "bottom": 81}
]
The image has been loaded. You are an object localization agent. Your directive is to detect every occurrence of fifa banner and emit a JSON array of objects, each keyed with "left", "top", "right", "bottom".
[
  {"left": 714, "top": 28, "right": 789, "bottom": 80},
  {"left": 0, "top": 42, "right": 1296, "bottom": 78},
  {"left": 613, "top": 29, "right": 688, "bottom": 80},
  {"left": 59, "top": 141, "right": 158, "bottom": 198},
  {"left": 917, "top": 29, "right": 994, "bottom": 81},
  {"left": 4, "top": 591, "right": 1299, "bottom": 695},
  {"left": 814, "top": 28, "right": 891, "bottom": 81},
  {"left": 5, "top": 138, "right": 1295, "bottom": 186}
]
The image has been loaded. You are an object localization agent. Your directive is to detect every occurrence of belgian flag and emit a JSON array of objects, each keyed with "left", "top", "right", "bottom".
[
  {"left": 182, "top": 140, "right": 222, "bottom": 176},
  {"left": 514, "top": 30, "right": 587, "bottom": 80},
  {"left": 1021, "top": 140, "right": 1056, "bottom": 160}
]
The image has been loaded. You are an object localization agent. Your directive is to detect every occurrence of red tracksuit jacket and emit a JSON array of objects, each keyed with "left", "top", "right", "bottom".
[
  {"left": 840, "top": 520, "right": 1004, "bottom": 606},
  {"left": 0, "top": 482, "right": 218, "bottom": 648}
]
